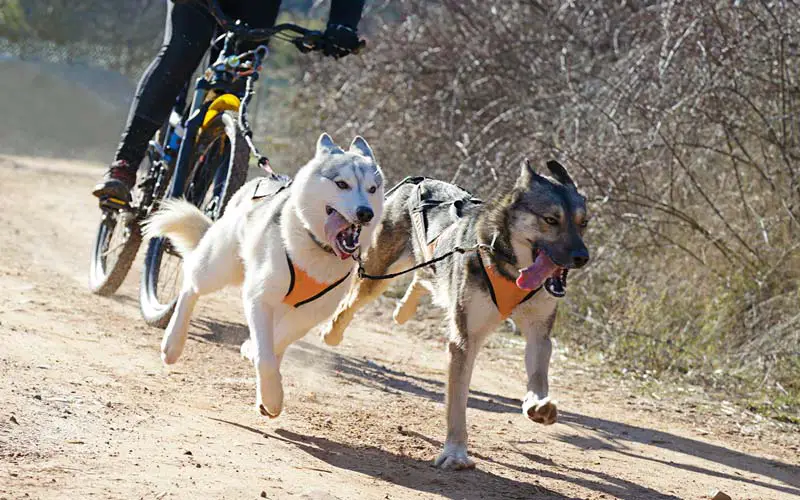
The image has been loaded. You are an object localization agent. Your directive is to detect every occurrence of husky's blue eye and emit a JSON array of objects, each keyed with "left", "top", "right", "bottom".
[
  {"left": 368, "top": 186, "right": 377, "bottom": 194},
  {"left": 335, "top": 180, "right": 350, "bottom": 190}
]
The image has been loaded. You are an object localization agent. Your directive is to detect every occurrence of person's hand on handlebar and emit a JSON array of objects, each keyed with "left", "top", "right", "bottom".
[{"left": 323, "top": 24, "right": 362, "bottom": 59}]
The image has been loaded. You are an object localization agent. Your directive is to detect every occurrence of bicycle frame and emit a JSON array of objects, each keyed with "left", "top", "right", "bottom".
[
  {"left": 141, "top": 0, "right": 363, "bottom": 209},
  {"left": 162, "top": 42, "right": 247, "bottom": 202},
  {"left": 158, "top": 29, "right": 323, "bottom": 204}
]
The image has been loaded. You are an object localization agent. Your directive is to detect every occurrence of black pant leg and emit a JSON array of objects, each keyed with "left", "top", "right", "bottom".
[{"left": 114, "top": 1, "right": 216, "bottom": 167}]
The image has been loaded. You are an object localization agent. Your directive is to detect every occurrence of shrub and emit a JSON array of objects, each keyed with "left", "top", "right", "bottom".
[{"left": 281, "top": 0, "right": 800, "bottom": 417}]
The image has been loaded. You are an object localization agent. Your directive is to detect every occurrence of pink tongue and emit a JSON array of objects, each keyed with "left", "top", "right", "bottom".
[
  {"left": 324, "top": 210, "right": 351, "bottom": 258},
  {"left": 516, "top": 252, "right": 559, "bottom": 290}
]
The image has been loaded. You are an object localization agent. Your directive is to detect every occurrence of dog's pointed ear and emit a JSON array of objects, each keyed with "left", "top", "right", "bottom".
[
  {"left": 316, "top": 133, "right": 343, "bottom": 156},
  {"left": 517, "top": 158, "right": 541, "bottom": 186},
  {"left": 546, "top": 160, "right": 575, "bottom": 187},
  {"left": 349, "top": 136, "right": 375, "bottom": 160}
]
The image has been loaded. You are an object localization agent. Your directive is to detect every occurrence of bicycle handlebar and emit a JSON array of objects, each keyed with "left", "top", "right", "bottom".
[
  {"left": 201, "top": 0, "right": 365, "bottom": 53},
  {"left": 206, "top": 0, "right": 311, "bottom": 41}
]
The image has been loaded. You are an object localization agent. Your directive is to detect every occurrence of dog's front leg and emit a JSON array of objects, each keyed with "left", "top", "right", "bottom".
[
  {"left": 322, "top": 249, "right": 413, "bottom": 346},
  {"left": 435, "top": 334, "right": 480, "bottom": 470},
  {"left": 242, "top": 290, "right": 283, "bottom": 418},
  {"left": 161, "top": 285, "right": 199, "bottom": 364},
  {"left": 393, "top": 273, "right": 427, "bottom": 325},
  {"left": 517, "top": 300, "right": 558, "bottom": 425},
  {"left": 322, "top": 271, "right": 394, "bottom": 346}
]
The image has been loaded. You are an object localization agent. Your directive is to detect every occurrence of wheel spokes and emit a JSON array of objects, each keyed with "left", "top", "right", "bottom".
[
  {"left": 101, "top": 212, "right": 132, "bottom": 274},
  {"left": 156, "top": 247, "right": 183, "bottom": 304}
]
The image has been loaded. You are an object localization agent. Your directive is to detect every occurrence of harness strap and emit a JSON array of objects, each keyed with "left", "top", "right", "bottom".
[
  {"left": 425, "top": 223, "right": 460, "bottom": 273},
  {"left": 357, "top": 245, "right": 477, "bottom": 281},
  {"left": 411, "top": 184, "right": 431, "bottom": 260},
  {"left": 283, "top": 253, "right": 350, "bottom": 308},
  {"left": 384, "top": 176, "right": 427, "bottom": 197},
  {"left": 252, "top": 177, "right": 291, "bottom": 200}
]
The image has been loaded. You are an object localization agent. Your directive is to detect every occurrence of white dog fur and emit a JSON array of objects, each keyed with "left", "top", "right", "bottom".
[{"left": 143, "top": 133, "right": 384, "bottom": 417}]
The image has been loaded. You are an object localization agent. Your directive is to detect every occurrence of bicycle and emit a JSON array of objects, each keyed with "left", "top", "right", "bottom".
[{"left": 88, "top": 0, "right": 364, "bottom": 328}]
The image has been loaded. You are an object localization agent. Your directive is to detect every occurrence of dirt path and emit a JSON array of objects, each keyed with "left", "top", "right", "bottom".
[{"left": 0, "top": 156, "right": 797, "bottom": 500}]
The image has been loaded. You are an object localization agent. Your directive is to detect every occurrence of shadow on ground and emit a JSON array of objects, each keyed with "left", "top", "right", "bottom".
[
  {"left": 197, "top": 320, "right": 800, "bottom": 499},
  {"left": 292, "top": 341, "right": 800, "bottom": 498},
  {"left": 209, "top": 417, "right": 574, "bottom": 500},
  {"left": 290, "top": 340, "right": 521, "bottom": 414},
  {"left": 192, "top": 317, "right": 249, "bottom": 346},
  {"left": 556, "top": 412, "right": 800, "bottom": 498}
]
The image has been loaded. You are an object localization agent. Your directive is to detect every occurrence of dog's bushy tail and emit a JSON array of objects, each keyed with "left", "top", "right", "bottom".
[{"left": 142, "top": 199, "right": 212, "bottom": 257}]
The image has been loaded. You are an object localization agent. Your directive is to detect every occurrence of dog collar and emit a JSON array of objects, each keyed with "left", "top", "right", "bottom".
[{"left": 306, "top": 230, "right": 336, "bottom": 255}]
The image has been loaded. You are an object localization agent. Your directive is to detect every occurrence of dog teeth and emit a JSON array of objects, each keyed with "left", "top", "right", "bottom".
[{"left": 544, "top": 276, "right": 566, "bottom": 298}]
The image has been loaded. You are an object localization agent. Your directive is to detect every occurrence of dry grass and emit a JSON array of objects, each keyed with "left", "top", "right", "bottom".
[{"left": 279, "top": 0, "right": 800, "bottom": 419}]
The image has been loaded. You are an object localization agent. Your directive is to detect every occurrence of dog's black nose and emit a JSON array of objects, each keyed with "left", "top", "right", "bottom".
[
  {"left": 356, "top": 206, "right": 374, "bottom": 223},
  {"left": 572, "top": 249, "right": 590, "bottom": 268}
]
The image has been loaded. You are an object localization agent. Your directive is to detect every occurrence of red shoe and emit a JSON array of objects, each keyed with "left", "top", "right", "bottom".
[{"left": 92, "top": 160, "right": 136, "bottom": 201}]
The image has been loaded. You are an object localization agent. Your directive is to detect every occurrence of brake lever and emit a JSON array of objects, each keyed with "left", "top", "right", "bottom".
[
  {"left": 293, "top": 39, "right": 314, "bottom": 53},
  {"left": 293, "top": 31, "right": 324, "bottom": 53}
]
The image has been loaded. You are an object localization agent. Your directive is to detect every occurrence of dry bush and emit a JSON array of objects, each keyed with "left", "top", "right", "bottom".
[{"left": 282, "top": 0, "right": 800, "bottom": 416}]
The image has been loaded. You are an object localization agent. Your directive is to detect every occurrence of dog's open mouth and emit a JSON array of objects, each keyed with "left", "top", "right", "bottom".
[
  {"left": 516, "top": 248, "right": 568, "bottom": 297},
  {"left": 324, "top": 206, "right": 361, "bottom": 260}
]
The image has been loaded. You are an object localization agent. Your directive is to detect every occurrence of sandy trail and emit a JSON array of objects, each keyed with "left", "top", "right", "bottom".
[{"left": 0, "top": 156, "right": 797, "bottom": 500}]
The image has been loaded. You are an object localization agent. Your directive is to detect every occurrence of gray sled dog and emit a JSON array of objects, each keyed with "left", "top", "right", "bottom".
[
  {"left": 143, "top": 133, "right": 384, "bottom": 418},
  {"left": 321, "top": 159, "right": 590, "bottom": 469}
]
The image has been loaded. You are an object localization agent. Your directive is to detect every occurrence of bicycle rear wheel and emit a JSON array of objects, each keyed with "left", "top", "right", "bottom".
[{"left": 139, "top": 111, "right": 249, "bottom": 327}]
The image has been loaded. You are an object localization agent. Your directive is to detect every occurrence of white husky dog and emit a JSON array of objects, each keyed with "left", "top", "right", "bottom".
[{"left": 143, "top": 133, "right": 384, "bottom": 417}]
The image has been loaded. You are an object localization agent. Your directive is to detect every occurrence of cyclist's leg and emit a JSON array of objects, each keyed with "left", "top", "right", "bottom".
[{"left": 93, "top": 1, "right": 216, "bottom": 200}]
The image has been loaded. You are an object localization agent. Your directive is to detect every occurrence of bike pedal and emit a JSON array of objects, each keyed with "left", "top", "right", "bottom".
[{"left": 99, "top": 196, "right": 132, "bottom": 211}]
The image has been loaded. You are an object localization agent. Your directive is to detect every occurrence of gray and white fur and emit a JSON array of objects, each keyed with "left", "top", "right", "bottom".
[{"left": 322, "top": 159, "right": 589, "bottom": 470}]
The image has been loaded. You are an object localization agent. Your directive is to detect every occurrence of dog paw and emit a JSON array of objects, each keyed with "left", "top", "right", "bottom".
[
  {"left": 320, "top": 321, "right": 344, "bottom": 347},
  {"left": 522, "top": 394, "right": 558, "bottom": 425},
  {"left": 256, "top": 366, "right": 284, "bottom": 419},
  {"left": 434, "top": 444, "right": 475, "bottom": 470},
  {"left": 256, "top": 393, "right": 283, "bottom": 419},
  {"left": 161, "top": 339, "right": 183, "bottom": 365},
  {"left": 258, "top": 403, "right": 281, "bottom": 419}
]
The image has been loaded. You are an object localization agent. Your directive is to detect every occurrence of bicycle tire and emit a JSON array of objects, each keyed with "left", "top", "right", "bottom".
[
  {"left": 139, "top": 111, "right": 250, "bottom": 327},
  {"left": 88, "top": 209, "right": 142, "bottom": 296}
]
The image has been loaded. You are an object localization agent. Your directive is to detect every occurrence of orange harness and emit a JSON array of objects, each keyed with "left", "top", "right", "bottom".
[
  {"left": 427, "top": 237, "right": 538, "bottom": 320},
  {"left": 282, "top": 254, "right": 350, "bottom": 308},
  {"left": 476, "top": 248, "right": 538, "bottom": 319}
]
